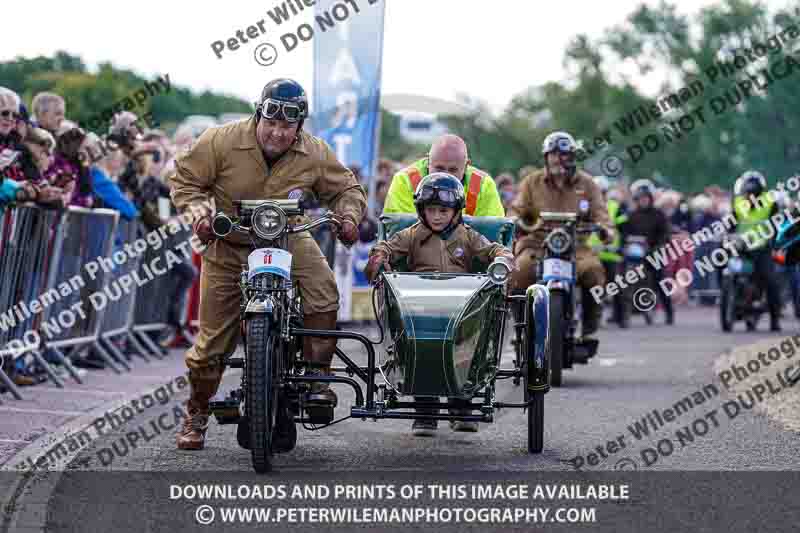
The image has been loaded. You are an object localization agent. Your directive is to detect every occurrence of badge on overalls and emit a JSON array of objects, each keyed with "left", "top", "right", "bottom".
[
  {"left": 454, "top": 247, "right": 465, "bottom": 258},
  {"left": 288, "top": 188, "right": 303, "bottom": 200},
  {"left": 579, "top": 199, "right": 590, "bottom": 212}
]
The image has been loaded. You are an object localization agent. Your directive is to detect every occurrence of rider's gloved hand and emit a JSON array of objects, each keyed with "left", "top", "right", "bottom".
[
  {"left": 193, "top": 215, "right": 214, "bottom": 244},
  {"left": 597, "top": 226, "right": 612, "bottom": 244},
  {"left": 335, "top": 215, "right": 359, "bottom": 246}
]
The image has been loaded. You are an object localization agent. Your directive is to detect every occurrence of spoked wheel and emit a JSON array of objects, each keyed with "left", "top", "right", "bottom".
[
  {"left": 548, "top": 292, "right": 565, "bottom": 387},
  {"left": 245, "top": 315, "right": 280, "bottom": 473},
  {"left": 720, "top": 279, "right": 735, "bottom": 332}
]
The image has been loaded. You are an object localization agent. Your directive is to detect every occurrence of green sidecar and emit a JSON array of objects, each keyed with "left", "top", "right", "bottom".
[{"left": 368, "top": 214, "right": 552, "bottom": 453}]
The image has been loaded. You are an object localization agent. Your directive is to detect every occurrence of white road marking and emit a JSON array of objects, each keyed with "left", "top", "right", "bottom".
[
  {"left": 31, "top": 387, "right": 124, "bottom": 396},
  {"left": 0, "top": 407, "right": 83, "bottom": 416},
  {"left": 0, "top": 438, "right": 30, "bottom": 444}
]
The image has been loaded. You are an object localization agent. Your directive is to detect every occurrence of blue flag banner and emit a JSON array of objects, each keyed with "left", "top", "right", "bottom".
[{"left": 313, "top": 0, "right": 385, "bottom": 179}]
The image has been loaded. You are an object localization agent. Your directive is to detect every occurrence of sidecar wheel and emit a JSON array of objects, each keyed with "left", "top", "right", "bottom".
[
  {"left": 246, "top": 315, "right": 279, "bottom": 473},
  {"left": 527, "top": 390, "right": 544, "bottom": 454},
  {"left": 549, "top": 292, "right": 565, "bottom": 387}
]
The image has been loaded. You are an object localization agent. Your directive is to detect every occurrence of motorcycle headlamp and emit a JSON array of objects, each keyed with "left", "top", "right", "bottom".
[
  {"left": 212, "top": 213, "right": 233, "bottom": 238},
  {"left": 487, "top": 257, "right": 512, "bottom": 285},
  {"left": 251, "top": 203, "right": 287, "bottom": 240},
  {"left": 545, "top": 228, "right": 572, "bottom": 255}
]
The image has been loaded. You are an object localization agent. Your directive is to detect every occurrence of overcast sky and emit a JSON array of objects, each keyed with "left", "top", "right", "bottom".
[{"left": 2, "top": 0, "right": 790, "bottom": 113}]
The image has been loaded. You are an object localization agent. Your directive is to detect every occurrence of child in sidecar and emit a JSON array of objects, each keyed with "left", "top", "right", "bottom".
[{"left": 365, "top": 172, "right": 515, "bottom": 436}]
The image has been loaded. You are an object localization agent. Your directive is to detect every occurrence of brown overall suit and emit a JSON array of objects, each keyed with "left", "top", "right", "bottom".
[
  {"left": 168, "top": 117, "right": 366, "bottom": 447},
  {"left": 508, "top": 168, "right": 613, "bottom": 335}
]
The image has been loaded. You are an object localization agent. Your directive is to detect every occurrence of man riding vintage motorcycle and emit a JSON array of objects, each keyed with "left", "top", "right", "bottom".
[
  {"left": 620, "top": 179, "right": 674, "bottom": 325},
  {"left": 509, "top": 131, "right": 614, "bottom": 341},
  {"left": 167, "top": 78, "right": 367, "bottom": 450},
  {"left": 730, "top": 170, "right": 782, "bottom": 332}
]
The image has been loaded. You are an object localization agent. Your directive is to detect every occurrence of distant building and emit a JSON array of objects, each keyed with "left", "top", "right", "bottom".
[{"left": 381, "top": 94, "right": 471, "bottom": 144}]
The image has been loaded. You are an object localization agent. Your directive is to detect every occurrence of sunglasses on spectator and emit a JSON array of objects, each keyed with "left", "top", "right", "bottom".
[
  {"left": 261, "top": 99, "right": 303, "bottom": 122},
  {"left": 0, "top": 110, "right": 21, "bottom": 121}
]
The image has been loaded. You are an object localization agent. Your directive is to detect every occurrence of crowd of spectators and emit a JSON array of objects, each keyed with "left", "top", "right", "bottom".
[{"left": 0, "top": 86, "right": 199, "bottom": 388}]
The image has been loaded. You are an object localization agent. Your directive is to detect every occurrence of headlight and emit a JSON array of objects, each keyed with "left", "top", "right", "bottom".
[
  {"left": 211, "top": 213, "right": 233, "bottom": 238},
  {"left": 545, "top": 228, "right": 572, "bottom": 255},
  {"left": 251, "top": 204, "right": 287, "bottom": 240},
  {"left": 487, "top": 257, "right": 512, "bottom": 285}
]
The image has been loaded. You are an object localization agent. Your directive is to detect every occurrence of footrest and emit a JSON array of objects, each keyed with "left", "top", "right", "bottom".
[
  {"left": 304, "top": 405, "right": 334, "bottom": 425},
  {"left": 572, "top": 339, "right": 599, "bottom": 363},
  {"left": 209, "top": 398, "right": 241, "bottom": 425}
]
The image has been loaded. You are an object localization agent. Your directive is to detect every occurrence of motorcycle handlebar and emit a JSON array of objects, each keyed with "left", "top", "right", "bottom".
[{"left": 210, "top": 211, "right": 341, "bottom": 239}]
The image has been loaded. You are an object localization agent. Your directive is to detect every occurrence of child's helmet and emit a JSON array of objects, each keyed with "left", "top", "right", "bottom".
[{"left": 413, "top": 172, "right": 465, "bottom": 233}]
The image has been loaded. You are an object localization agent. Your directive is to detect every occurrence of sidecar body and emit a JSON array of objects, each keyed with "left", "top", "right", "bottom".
[{"left": 375, "top": 215, "right": 517, "bottom": 399}]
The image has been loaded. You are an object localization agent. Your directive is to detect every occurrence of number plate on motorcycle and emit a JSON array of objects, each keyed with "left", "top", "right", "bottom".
[
  {"left": 727, "top": 257, "right": 743, "bottom": 273},
  {"left": 248, "top": 248, "right": 293, "bottom": 281},
  {"left": 543, "top": 258, "right": 573, "bottom": 279},
  {"left": 625, "top": 244, "right": 646, "bottom": 258}
]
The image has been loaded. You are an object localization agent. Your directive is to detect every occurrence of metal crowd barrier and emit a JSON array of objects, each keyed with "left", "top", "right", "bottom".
[
  {"left": 131, "top": 225, "right": 195, "bottom": 359},
  {"left": 0, "top": 205, "right": 65, "bottom": 399},
  {"left": 0, "top": 204, "right": 201, "bottom": 401},
  {"left": 38, "top": 207, "right": 121, "bottom": 383},
  {"left": 97, "top": 217, "right": 148, "bottom": 370}
]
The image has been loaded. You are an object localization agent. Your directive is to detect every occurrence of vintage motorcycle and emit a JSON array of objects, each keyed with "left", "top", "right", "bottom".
[
  {"left": 619, "top": 234, "right": 654, "bottom": 327},
  {"left": 207, "top": 203, "right": 552, "bottom": 473},
  {"left": 719, "top": 234, "right": 768, "bottom": 332},
  {"left": 527, "top": 211, "right": 602, "bottom": 387}
]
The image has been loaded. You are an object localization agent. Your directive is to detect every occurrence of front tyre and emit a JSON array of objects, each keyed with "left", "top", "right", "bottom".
[
  {"left": 720, "top": 277, "right": 735, "bottom": 332},
  {"left": 549, "top": 291, "right": 566, "bottom": 387},
  {"left": 246, "top": 315, "right": 279, "bottom": 473},
  {"left": 526, "top": 388, "right": 544, "bottom": 453}
]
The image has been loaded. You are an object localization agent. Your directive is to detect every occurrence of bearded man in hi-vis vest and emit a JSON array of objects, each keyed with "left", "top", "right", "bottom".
[{"left": 382, "top": 134, "right": 505, "bottom": 217}]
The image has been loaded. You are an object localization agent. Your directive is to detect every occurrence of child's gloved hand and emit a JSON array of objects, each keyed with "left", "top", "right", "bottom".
[{"left": 365, "top": 252, "right": 391, "bottom": 283}]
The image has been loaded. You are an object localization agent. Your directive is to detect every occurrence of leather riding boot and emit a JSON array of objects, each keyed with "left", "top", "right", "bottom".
[
  {"left": 302, "top": 311, "right": 339, "bottom": 407},
  {"left": 177, "top": 367, "right": 222, "bottom": 450},
  {"left": 581, "top": 288, "right": 601, "bottom": 339}
]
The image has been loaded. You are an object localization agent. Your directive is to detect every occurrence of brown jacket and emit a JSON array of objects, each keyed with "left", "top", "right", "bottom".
[
  {"left": 370, "top": 222, "right": 513, "bottom": 274},
  {"left": 167, "top": 117, "right": 367, "bottom": 257},
  {"left": 509, "top": 168, "right": 613, "bottom": 254}
]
